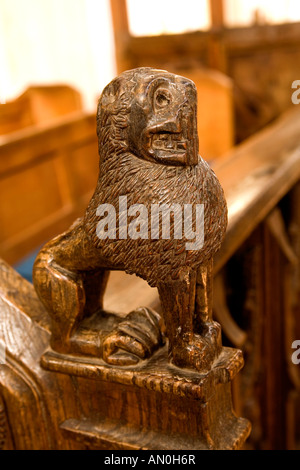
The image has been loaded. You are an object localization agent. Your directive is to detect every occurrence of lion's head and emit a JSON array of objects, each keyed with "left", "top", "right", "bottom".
[{"left": 97, "top": 67, "right": 199, "bottom": 166}]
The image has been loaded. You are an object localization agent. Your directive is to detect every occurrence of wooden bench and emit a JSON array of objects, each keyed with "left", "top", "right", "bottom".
[
  {"left": 0, "top": 85, "right": 82, "bottom": 135},
  {"left": 0, "top": 111, "right": 98, "bottom": 265}
]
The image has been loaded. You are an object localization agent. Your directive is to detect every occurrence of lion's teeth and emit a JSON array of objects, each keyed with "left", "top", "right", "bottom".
[
  {"left": 177, "top": 142, "right": 187, "bottom": 150},
  {"left": 165, "top": 137, "right": 174, "bottom": 149},
  {"left": 151, "top": 133, "right": 186, "bottom": 152}
]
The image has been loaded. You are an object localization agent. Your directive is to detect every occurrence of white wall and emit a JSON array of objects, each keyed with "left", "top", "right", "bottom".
[{"left": 0, "top": 0, "right": 116, "bottom": 110}]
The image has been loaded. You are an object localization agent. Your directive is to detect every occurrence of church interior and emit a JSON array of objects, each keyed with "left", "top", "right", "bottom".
[{"left": 0, "top": 0, "right": 299, "bottom": 450}]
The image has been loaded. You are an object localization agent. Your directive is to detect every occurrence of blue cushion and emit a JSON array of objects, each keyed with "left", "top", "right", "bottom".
[{"left": 14, "top": 248, "right": 41, "bottom": 283}]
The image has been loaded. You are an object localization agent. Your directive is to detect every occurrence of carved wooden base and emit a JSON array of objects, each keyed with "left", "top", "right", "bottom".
[
  {"left": 41, "top": 345, "right": 251, "bottom": 450},
  {"left": 0, "top": 259, "right": 250, "bottom": 450}
]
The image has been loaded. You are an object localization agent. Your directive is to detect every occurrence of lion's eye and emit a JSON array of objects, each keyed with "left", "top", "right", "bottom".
[{"left": 154, "top": 89, "right": 171, "bottom": 109}]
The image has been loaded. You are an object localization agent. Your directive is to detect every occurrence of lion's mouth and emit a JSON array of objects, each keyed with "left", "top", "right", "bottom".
[
  {"left": 142, "top": 117, "right": 197, "bottom": 166},
  {"left": 151, "top": 133, "right": 187, "bottom": 154}
]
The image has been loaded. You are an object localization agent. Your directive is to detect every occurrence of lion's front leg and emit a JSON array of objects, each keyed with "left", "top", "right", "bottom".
[{"left": 158, "top": 263, "right": 221, "bottom": 372}]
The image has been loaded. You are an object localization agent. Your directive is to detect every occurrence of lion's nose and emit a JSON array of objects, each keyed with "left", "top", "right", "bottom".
[{"left": 148, "top": 119, "right": 181, "bottom": 135}]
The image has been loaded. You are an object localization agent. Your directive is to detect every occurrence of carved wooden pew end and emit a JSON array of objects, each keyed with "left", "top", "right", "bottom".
[
  {"left": 41, "top": 343, "right": 250, "bottom": 450},
  {"left": 0, "top": 68, "right": 251, "bottom": 450}
]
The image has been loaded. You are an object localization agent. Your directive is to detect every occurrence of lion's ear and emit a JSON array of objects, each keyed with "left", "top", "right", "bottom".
[{"left": 100, "top": 79, "right": 122, "bottom": 108}]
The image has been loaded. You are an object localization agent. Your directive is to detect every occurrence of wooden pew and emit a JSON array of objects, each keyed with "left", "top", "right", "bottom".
[
  {"left": 0, "top": 106, "right": 299, "bottom": 449},
  {"left": 85, "top": 107, "right": 300, "bottom": 449},
  {"left": 213, "top": 108, "right": 300, "bottom": 450},
  {"left": 0, "top": 68, "right": 251, "bottom": 450},
  {"left": 0, "top": 85, "right": 82, "bottom": 135},
  {"left": 0, "top": 111, "right": 98, "bottom": 265},
  {"left": 0, "top": 84, "right": 98, "bottom": 266}
]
